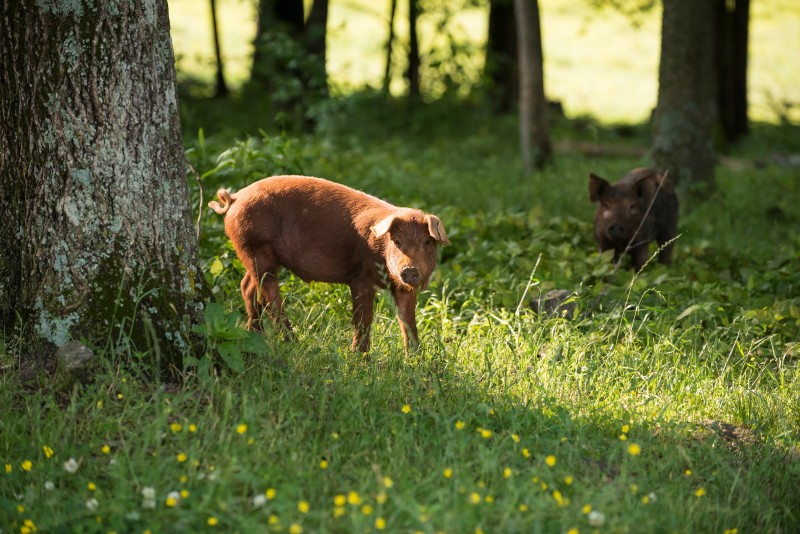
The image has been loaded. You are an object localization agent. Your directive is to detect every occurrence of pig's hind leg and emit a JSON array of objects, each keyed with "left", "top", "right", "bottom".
[{"left": 241, "top": 248, "right": 293, "bottom": 335}]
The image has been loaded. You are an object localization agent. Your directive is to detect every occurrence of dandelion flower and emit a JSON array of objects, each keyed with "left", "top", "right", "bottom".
[
  {"left": 566, "top": 529, "right": 579, "bottom": 534},
  {"left": 512, "top": 434, "right": 520, "bottom": 443},
  {"left": 269, "top": 514, "right": 279, "bottom": 525},
  {"left": 565, "top": 476, "right": 574, "bottom": 485},
  {"left": 101, "top": 445, "right": 110, "bottom": 455},
  {"left": 582, "top": 504, "right": 592, "bottom": 514},
  {"left": 176, "top": 453, "right": 187, "bottom": 463},
  {"left": 402, "top": 404, "right": 411, "bottom": 414},
  {"left": 685, "top": 469, "right": 692, "bottom": 476},
  {"left": 522, "top": 448, "right": 530, "bottom": 458},
  {"left": 588, "top": 510, "right": 606, "bottom": 527},
  {"left": 347, "top": 491, "right": 362, "bottom": 505},
  {"left": 695, "top": 487, "right": 706, "bottom": 497},
  {"left": 166, "top": 491, "right": 181, "bottom": 507},
  {"left": 619, "top": 434, "right": 628, "bottom": 441},
  {"left": 333, "top": 506, "right": 346, "bottom": 517},
  {"left": 621, "top": 424, "right": 630, "bottom": 433},
  {"left": 63, "top": 458, "right": 79, "bottom": 473},
  {"left": 469, "top": 492, "right": 481, "bottom": 504},
  {"left": 170, "top": 422, "right": 182, "bottom": 433},
  {"left": 480, "top": 429, "right": 492, "bottom": 439},
  {"left": 553, "top": 490, "right": 564, "bottom": 507},
  {"left": 236, "top": 423, "right": 248, "bottom": 434},
  {"left": 455, "top": 420, "right": 465, "bottom": 430},
  {"left": 376, "top": 492, "right": 387, "bottom": 504},
  {"left": 333, "top": 494, "right": 346, "bottom": 506},
  {"left": 545, "top": 455, "right": 556, "bottom": 467},
  {"left": 443, "top": 467, "right": 453, "bottom": 478},
  {"left": 518, "top": 504, "right": 529, "bottom": 512},
  {"left": 319, "top": 459, "right": 328, "bottom": 469},
  {"left": 642, "top": 494, "right": 650, "bottom": 504},
  {"left": 383, "top": 476, "right": 394, "bottom": 488},
  {"left": 628, "top": 443, "right": 641, "bottom": 456},
  {"left": 208, "top": 517, "right": 219, "bottom": 526},
  {"left": 86, "top": 498, "right": 99, "bottom": 511},
  {"left": 88, "top": 482, "right": 96, "bottom": 491},
  {"left": 5, "top": 463, "right": 11, "bottom": 473},
  {"left": 298, "top": 501, "right": 310, "bottom": 513},
  {"left": 43, "top": 446, "right": 54, "bottom": 458},
  {"left": 375, "top": 517, "right": 387, "bottom": 530},
  {"left": 361, "top": 504, "right": 373, "bottom": 515},
  {"left": 21, "top": 460, "right": 32, "bottom": 472},
  {"left": 503, "top": 467, "right": 512, "bottom": 479},
  {"left": 180, "top": 489, "right": 189, "bottom": 498},
  {"left": 189, "top": 424, "right": 197, "bottom": 433},
  {"left": 289, "top": 524, "right": 302, "bottom": 534}
]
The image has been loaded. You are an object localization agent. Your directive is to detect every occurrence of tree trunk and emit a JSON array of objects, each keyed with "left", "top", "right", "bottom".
[
  {"left": 486, "top": 0, "right": 518, "bottom": 113},
  {"left": 651, "top": 0, "right": 716, "bottom": 190},
  {"left": 210, "top": 0, "right": 230, "bottom": 98},
  {"left": 251, "top": 0, "right": 305, "bottom": 88},
  {"left": 0, "top": 0, "right": 207, "bottom": 371},
  {"left": 715, "top": 0, "right": 749, "bottom": 143},
  {"left": 305, "top": 0, "right": 329, "bottom": 98},
  {"left": 513, "top": 0, "right": 551, "bottom": 171},
  {"left": 407, "top": 0, "right": 421, "bottom": 98},
  {"left": 384, "top": 0, "right": 398, "bottom": 95}
]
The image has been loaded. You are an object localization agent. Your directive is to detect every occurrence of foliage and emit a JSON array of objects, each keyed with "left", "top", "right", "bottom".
[{"left": 2, "top": 98, "right": 800, "bottom": 531}]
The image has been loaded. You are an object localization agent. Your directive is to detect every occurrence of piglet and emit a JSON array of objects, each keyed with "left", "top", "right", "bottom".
[
  {"left": 589, "top": 168, "right": 678, "bottom": 272},
  {"left": 208, "top": 175, "right": 449, "bottom": 353}
]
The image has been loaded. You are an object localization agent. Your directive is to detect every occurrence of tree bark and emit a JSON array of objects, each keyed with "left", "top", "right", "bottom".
[
  {"left": 0, "top": 0, "right": 207, "bottom": 371},
  {"left": 486, "top": 0, "right": 518, "bottom": 113},
  {"left": 651, "top": 0, "right": 717, "bottom": 190},
  {"left": 210, "top": 0, "right": 230, "bottom": 98},
  {"left": 407, "top": 0, "right": 421, "bottom": 98},
  {"left": 513, "top": 0, "right": 551, "bottom": 171},
  {"left": 715, "top": 0, "right": 749, "bottom": 143}
]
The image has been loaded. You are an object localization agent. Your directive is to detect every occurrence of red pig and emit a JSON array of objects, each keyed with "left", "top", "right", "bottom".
[{"left": 208, "top": 175, "right": 449, "bottom": 353}]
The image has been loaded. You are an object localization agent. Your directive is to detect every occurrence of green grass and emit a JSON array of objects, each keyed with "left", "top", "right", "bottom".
[{"left": 2, "top": 95, "right": 799, "bottom": 532}]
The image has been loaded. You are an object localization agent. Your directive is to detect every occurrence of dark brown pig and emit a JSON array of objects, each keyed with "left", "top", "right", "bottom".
[
  {"left": 208, "top": 175, "right": 449, "bottom": 353},
  {"left": 589, "top": 168, "right": 678, "bottom": 272}
]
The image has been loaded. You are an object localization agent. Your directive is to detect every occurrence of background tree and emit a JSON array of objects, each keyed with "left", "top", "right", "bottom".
[
  {"left": 407, "top": 0, "right": 421, "bottom": 98},
  {"left": 485, "top": 0, "right": 518, "bottom": 113},
  {"left": 0, "top": 0, "right": 207, "bottom": 370},
  {"left": 384, "top": 0, "right": 399, "bottom": 95},
  {"left": 715, "top": 0, "right": 750, "bottom": 143},
  {"left": 513, "top": 0, "right": 551, "bottom": 171},
  {"left": 250, "top": 0, "right": 329, "bottom": 127},
  {"left": 651, "top": 0, "right": 717, "bottom": 190},
  {"left": 210, "top": 0, "right": 230, "bottom": 98}
]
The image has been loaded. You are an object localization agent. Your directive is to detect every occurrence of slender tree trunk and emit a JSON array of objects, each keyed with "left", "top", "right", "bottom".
[
  {"left": 306, "top": 0, "right": 329, "bottom": 98},
  {"left": 0, "top": 0, "right": 207, "bottom": 370},
  {"left": 210, "top": 0, "right": 230, "bottom": 98},
  {"left": 715, "top": 0, "right": 749, "bottom": 143},
  {"left": 652, "top": 0, "right": 716, "bottom": 190},
  {"left": 513, "top": 0, "right": 551, "bottom": 171},
  {"left": 486, "top": 0, "right": 518, "bottom": 113},
  {"left": 384, "top": 0, "right": 398, "bottom": 95},
  {"left": 407, "top": 0, "right": 421, "bottom": 98}
]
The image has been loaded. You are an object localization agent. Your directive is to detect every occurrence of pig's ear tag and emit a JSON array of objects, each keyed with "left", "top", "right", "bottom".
[
  {"left": 371, "top": 215, "right": 396, "bottom": 238},
  {"left": 426, "top": 215, "right": 450, "bottom": 245}
]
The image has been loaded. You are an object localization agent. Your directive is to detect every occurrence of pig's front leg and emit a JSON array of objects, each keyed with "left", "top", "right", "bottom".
[
  {"left": 391, "top": 286, "right": 419, "bottom": 352},
  {"left": 350, "top": 282, "right": 377, "bottom": 352}
]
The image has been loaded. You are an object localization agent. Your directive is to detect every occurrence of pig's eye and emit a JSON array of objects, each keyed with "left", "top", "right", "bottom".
[
  {"left": 424, "top": 238, "right": 434, "bottom": 248},
  {"left": 392, "top": 238, "right": 403, "bottom": 248}
]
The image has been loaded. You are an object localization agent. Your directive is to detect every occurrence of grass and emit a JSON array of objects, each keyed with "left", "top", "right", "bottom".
[{"left": 2, "top": 93, "right": 799, "bottom": 532}]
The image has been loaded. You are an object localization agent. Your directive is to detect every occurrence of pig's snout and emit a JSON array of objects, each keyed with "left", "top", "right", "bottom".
[
  {"left": 401, "top": 266, "right": 421, "bottom": 286},
  {"left": 607, "top": 221, "right": 627, "bottom": 241}
]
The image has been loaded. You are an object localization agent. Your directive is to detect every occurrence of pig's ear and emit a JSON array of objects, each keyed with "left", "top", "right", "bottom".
[
  {"left": 426, "top": 215, "right": 450, "bottom": 245},
  {"left": 589, "top": 174, "right": 609, "bottom": 202},
  {"left": 371, "top": 214, "right": 396, "bottom": 238},
  {"left": 634, "top": 172, "right": 658, "bottom": 198}
]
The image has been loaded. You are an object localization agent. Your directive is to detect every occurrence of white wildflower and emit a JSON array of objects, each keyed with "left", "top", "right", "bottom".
[
  {"left": 588, "top": 510, "right": 606, "bottom": 527},
  {"left": 63, "top": 458, "right": 79, "bottom": 474},
  {"left": 44, "top": 481, "right": 55, "bottom": 491},
  {"left": 252, "top": 494, "right": 268, "bottom": 508},
  {"left": 648, "top": 492, "right": 657, "bottom": 503},
  {"left": 86, "top": 497, "right": 99, "bottom": 511},
  {"left": 141, "top": 487, "right": 156, "bottom": 500}
]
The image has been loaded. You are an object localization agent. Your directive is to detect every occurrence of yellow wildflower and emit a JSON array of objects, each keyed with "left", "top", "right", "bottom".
[
  {"left": 545, "top": 455, "right": 556, "bottom": 467},
  {"left": 628, "top": 443, "right": 641, "bottom": 456},
  {"left": 236, "top": 424, "right": 248, "bottom": 434}
]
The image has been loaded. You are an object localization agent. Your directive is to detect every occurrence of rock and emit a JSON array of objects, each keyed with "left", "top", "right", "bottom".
[{"left": 55, "top": 341, "right": 95, "bottom": 372}]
